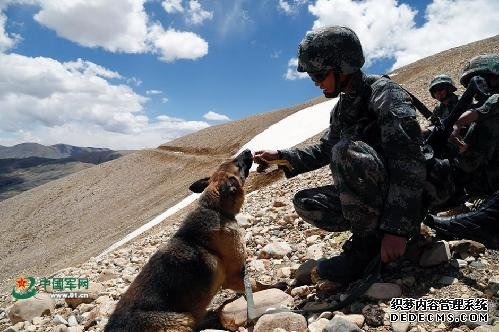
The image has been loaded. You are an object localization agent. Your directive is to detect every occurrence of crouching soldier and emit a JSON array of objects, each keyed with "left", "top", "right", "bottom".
[{"left": 254, "top": 26, "right": 426, "bottom": 284}]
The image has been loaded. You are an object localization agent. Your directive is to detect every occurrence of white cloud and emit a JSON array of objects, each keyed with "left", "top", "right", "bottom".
[
  {"left": 161, "top": 97, "right": 169, "bottom": 103},
  {"left": 34, "top": 0, "right": 149, "bottom": 53},
  {"left": 0, "top": 53, "right": 209, "bottom": 150},
  {"left": 0, "top": 11, "right": 21, "bottom": 51},
  {"left": 203, "top": 111, "right": 230, "bottom": 122},
  {"left": 271, "top": 50, "right": 282, "bottom": 59},
  {"left": 186, "top": 0, "right": 213, "bottom": 25},
  {"left": 278, "top": 0, "right": 309, "bottom": 15},
  {"left": 161, "top": 0, "right": 213, "bottom": 25},
  {"left": 285, "top": 57, "right": 308, "bottom": 80},
  {"left": 148, "top": 23, "right": 208, "bottom": 62},
  {"left": 146, "top": 89, "right": 163, "bottom": 95},
  {"left": 64, "top": 58, "right": 123, "bottom": 79},
  {"left": 162, "top": 0, "right": 184, "bottom": 13},
  {"left": 306, "top": 0, "right": 499, "bottom": 71},
  {"left": 0, "top": 0, "right": 210, "bottom": 62}
]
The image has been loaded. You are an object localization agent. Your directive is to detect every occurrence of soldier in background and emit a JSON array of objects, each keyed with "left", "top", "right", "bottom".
[
  {"left": 254, "top": 26, "right": 426, "bottom": 284},
  {"left": 425, "top": 54, "right": 499, "bottom": 248},
  {"left": 427, "top": 74, "right": 460, "bottom": 127}
]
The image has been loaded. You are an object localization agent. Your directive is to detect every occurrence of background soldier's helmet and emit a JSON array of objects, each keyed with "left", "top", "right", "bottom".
[
  {"left": 460, "top": 53, "right": 499, "bottom": 87},
  {"left": 429, "top": 74, "right": 457, "bottom": 98},
  {"left": 297, "top": 26, "right": 365, "bottom": 75}
]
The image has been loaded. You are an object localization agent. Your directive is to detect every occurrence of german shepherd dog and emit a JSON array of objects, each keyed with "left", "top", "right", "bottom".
[{"left": 105, "top": 149, "right": 253, "bottom": 332}]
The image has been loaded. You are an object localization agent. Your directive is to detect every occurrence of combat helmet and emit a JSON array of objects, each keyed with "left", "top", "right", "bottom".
[
  {"left": 460, "top": 53, "right": 499, "bottom": 87},
  {"left": 429, "top": 74, "right": 457, "bottom": 98},
  {"left": 297, "top": 26, "right": 365, "bottom": 75}
]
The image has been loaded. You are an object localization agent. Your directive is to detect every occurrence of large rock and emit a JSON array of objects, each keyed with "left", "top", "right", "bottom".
[
  {"left": 324, "top": 315, "right": 363, "bottom": 332},
  {"left": 219, "top": 288, "right": 294, "bottom": 331},
  {"left": 365, "top": 283, "right": 402, "bottom": 300},
  {"left": 419, "top": 240, "right": 451, "bottom": 267},
  {"left": 253, "top": 312, "right": 307, "bottom": 332},
  {"left": 8, "top": 293, "right": 55, "bottom": 323}
]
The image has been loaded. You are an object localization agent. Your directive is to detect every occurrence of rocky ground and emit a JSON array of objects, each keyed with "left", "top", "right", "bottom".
[{"left": 1, "top": 165, "right": 498, "bottom": 332}]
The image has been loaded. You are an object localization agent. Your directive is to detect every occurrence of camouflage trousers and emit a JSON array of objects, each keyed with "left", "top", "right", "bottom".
[{"left": 293, "top": 139, "right": 388, "bottom": 236}]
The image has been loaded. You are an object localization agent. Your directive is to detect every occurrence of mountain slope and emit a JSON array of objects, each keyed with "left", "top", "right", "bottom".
[
  {"left": 0, "top": 143, "right": 114, "bottom": 159},
  {"left": 0, "top": 144, "right": 126, "bottom": 201}
]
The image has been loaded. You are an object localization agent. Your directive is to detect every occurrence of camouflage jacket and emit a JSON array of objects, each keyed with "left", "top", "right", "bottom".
[
  {"left": 429, "top": 93, "right": 459, "bottom": 125},
  {"left": 279, "top": 73, "right": 426, "bottom": 237},
  {"left": 457, "top": 93, "right": 499, "bottom": 193}
]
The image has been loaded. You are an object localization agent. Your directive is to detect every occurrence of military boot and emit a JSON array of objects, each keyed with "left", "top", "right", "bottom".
[
  {"left": 424, "top": 190, "right": 499, "bottom": 249},
  {"left": 315, "top": 233, "right": 381, "bottom": 284}
]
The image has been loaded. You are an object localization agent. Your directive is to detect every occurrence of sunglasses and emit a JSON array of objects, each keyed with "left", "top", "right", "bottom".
[{"left": 308, "top": 71, "right": 330, "bottom": 83}]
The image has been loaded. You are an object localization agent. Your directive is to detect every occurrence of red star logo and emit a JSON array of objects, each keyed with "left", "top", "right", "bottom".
[{"left": 15, "top": 276, "right": 28, "bottom": 290}]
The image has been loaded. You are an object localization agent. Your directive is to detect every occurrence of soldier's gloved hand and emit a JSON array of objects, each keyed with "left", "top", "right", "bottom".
[
  {"left": 253, "top": 150, "right": 279, "bottom": 163},
  {"left": 380, "top": 233, "right": 407, "bottom": 263}
]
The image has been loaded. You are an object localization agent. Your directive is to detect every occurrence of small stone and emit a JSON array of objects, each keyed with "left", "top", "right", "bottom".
[
  {"left": 419, "top": 241, "right": 451, "bottom": 267},
  {"left": 392, "top": 321, "right": 411, "bottom": 332},
  {"left": 248, "top": 260, "right": 267, "bottom": 273},
  {"left": 324, "top": 315, "right": 362, "bottom": 332},
  {"left": 277, "top": 267, "right": 292, "bottom": 278},
  {"left": 253, "top": 312, "right": 307, "bottom": 332},
  {"left": 362, "top": 304, "right": 384, "bottom": 327},
  {"left": 291, "top": 286, "right": 310, "bottom": 298},
  {"left": 294, "top": 259, "right": 317, "bottom": 286},
  {"left": 470, "top": 260, "right": 486, "bottom": 269},
  {"left": 259, "top": 241, "right": 292, "bottom": 259},
  {"left": 343, "top": 314, "right": 365, "bottom": 328},
  {"left": 220, "top": 289, "right": 294, "bottom": 330},
  {"left": 449, "top": 240, "right": 486, "bottom": 257},
  {"left": 319, "top": 311, "right": 333, "bottom": 320},
  {"left": 473, "top": 326, "right": 493, "bottom": 332},
  {"left": 97, "top": 269, "right": 119, "bottom": 282},
  {"left": 306, "top": 243, "right": 324, "bottom": 260},
  {"left": 273, "top": 199, "right": 287, "bottom": 208},
  {"left": 308, "top": 318, "right": 330, "bottom": 332},
  {"left": 2, "top": 326, "right": 19, "bottom": 332},
  {"left": 402, "top": 276, "right": 416, "bottom": 287},
  {"left": 236, "top": 214, "right": 254, "bottom": 228},
  {"left": 67, "top": 315, "right": 78, "bottom": 327},
  {"left": 306, "top": 235, "right": 320, "bottom": 244},
  {"left": 438, "top": 276, "right": 458, "bottom": 285},
  {"left": 53, "top": 314, "right": 69, "bottom": 325},
  {"left": 31, "top": 317, "right": 44, "bottom": 325},
  {"left": 450, "top": 259, "right": 468, "bottom": 268},
  {"left": 65, "top": 282, "right": 104, "bottom": 309},
  {"left": 365, "top": 283, "right": 402, "bottom": 300},
  {"left": 486, "top": 276, "right": 499, "bottom": 295}
]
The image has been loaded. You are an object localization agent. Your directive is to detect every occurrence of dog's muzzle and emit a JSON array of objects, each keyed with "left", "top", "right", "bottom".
[{"left": 235, "top": 149, "right": 253, "bottom": 179}]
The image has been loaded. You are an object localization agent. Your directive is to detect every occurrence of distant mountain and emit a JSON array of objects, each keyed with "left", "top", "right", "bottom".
[
  {"left": 0, "top": 142, "right": 114, "bottom": 159},
  {"left": 0, "top": 143, "right": 128, "bottom": 201}
]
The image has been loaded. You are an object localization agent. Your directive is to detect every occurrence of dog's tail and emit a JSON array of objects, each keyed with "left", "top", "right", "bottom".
[{"left": 105, "top": 311, "right": 196, "bottom": 332}]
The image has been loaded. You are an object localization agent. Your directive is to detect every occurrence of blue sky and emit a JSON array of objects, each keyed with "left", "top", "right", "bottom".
[{"left": 0, "top": 0, "right": 497, "bottom": 149}]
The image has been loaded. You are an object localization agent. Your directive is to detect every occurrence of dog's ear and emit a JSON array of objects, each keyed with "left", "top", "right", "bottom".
[
  {"left": 219, "top": 177, "right": 239, "bottom": 198},
  {"left": 189, "top": 177, "right": 210, "bottom": 193}
]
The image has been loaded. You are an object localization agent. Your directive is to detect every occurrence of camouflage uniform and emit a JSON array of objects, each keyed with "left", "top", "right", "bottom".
[
  {"left": 429, "top": 93, "right": 460, "bottom": 125},
  {"left": 279, "top": 73, "right": 426, "bottom": 238},
  {"left": 454, "top": 93, "right": 499, "bottom": 195}
]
